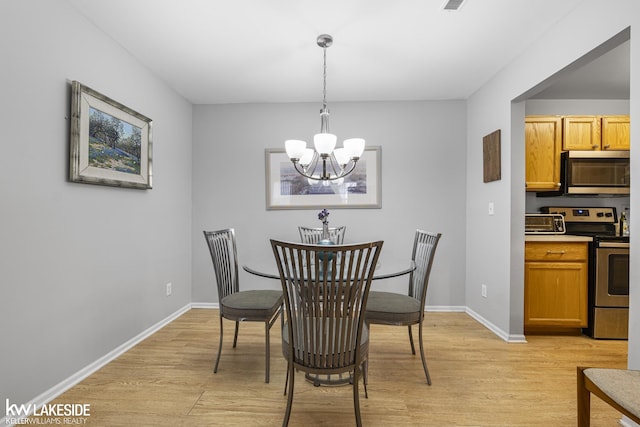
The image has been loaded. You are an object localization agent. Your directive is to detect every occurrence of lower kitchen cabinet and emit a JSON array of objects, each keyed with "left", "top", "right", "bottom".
[{"left": 524, "top": 241, "right": 588, "bottom": 330}]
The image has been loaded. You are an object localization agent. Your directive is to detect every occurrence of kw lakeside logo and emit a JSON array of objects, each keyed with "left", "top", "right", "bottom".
[{"left": 5, "top": 400, "right": 90, "bottom": 425}]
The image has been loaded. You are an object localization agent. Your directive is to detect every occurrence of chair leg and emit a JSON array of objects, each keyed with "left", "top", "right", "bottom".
[
  {"left": 408, "top": 325, "right": 416, "bottom": 355},
  {"left": 418, "top": 321, "right": 431, "bottom": 385},
  {"left": 232, "top": 321, "right": 240, "bottom": 348},
  {"left": 283, "top": 362, "right": 295, "bottom": 427},
  {"left": 361, "top": 363, "right": 369, "bottom": 399},
  {"left": 214, "top": 316, "right": 224, "bottom": 373},
  {"left": 352, "top": 366, "right": 363, "bottom": 427},
  {"left": 577, "top": 367, "right": 591, "bottom": 427},
  {"left": 284, "top": 362, "right": 289, "bottom": 396},
  {"left": 264, "top": 321, "right": 270, "bottom": 383},
  {"left": 363, "top": 359, "right": 369, "bottom": 386}
]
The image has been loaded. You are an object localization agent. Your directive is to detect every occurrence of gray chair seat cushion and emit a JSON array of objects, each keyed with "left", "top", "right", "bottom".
[
  {"left": 366, "top": 291, "right": 421, "bottom": 314},
  {"left": 221, "top": 290, "right": 282, "bottom": 310},
  {"left": 584, "top": 368, "right": 640, "bottom": 419},
  {"left": 365, "top": 291, "right": 422, "bottom": 325}
]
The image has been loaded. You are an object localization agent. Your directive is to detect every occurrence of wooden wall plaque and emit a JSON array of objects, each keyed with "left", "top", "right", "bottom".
[{"left": 483, "top": 129, "right": 501, "bottom": 183}]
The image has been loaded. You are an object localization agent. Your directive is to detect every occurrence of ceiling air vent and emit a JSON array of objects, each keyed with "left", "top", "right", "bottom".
[{"left": 442, "top": 0, "right": 465, "bottom": 11}]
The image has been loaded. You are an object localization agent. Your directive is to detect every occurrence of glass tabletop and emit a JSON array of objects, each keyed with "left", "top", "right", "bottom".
[{"left": 243, "top": 259, "right": 415, "bottom": 281}]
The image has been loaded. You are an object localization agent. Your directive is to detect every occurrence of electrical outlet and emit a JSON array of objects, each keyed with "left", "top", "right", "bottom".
[
  {"left": 166, "top": 282, "right": 172, "bottom": 296},
  {"left": 481, "top": 284, "right": 487, "bottom": 298}
]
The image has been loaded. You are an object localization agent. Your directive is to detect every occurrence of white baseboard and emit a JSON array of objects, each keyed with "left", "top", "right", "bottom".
[
  {"left": 465, "top": 306, "right": 527, "bottom": 343},
  {"left": 620, "top": 416, "right": 640, "bottom": 427},
  {"left": 425, "top": 305, "right": 466, "bottom": 312},
  {"left": 190, "top": 302, "right": 218, "bottom": 309},
  {"left": 1, "top": 303, "right": 191, "bottom": 426}
]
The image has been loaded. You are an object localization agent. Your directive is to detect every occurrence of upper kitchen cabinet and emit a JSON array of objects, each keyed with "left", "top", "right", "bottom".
[
  {"left": 525, "top": 116, "right": 562, "bottom": 192},
  {"left": 601, "top": 115, "right": 630, "bottom": 150},
  {"left": 563, "top": 115, "right": 601, "bottom": 150},
  {"left": 563, "top": 115, "right": 630, "bottom": 151}
]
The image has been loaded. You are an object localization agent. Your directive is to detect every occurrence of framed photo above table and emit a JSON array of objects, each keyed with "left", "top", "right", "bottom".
[
  {"left": 265, "top": 146, "right": 381, "bottom": 210},
  {"left": 69, "top": 81, "right": 153, "bottom": 189}
]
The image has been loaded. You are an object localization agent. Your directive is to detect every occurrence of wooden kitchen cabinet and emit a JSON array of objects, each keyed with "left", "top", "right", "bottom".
[
  {"left": 524, "top": 241, "right": 588, "bottom": 330},
  {"left": 525, "top": 116, "right": 562, "bottom": 191},
  {"left": 563, "top": 115, "right": 630, "bottom": 151},
  {"left": 563, "top": 115, "right": 601, "bottom": 150},
  {"left": 601, "top": 115, "right": 630, "bottom": 150}
]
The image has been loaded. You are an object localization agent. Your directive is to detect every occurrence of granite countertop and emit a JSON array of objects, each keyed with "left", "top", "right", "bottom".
[{"left": 525, "top": 234, "right": 593, "bottom": 242}]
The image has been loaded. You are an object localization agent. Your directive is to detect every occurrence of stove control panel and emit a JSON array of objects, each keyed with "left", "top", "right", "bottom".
[{"left": 541, "top": 207, "right": 617, "bottom": 223}]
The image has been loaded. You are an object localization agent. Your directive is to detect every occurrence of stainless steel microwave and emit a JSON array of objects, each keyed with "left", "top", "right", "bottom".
[{"left": 540, "top": 151, "right": 630, "bottom": 196}]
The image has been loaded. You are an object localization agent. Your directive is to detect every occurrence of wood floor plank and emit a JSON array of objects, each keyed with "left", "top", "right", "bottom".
[{"left": 30, "top": 309, "right": 627, "bottom": 426}]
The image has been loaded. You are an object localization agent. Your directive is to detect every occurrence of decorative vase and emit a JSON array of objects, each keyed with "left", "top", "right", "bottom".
[
  {"left": 318, "top": 221, "right": 335, "bottom": 262},
  {"left": 320, "top": 221, "right": 334, "bottom": 244}
]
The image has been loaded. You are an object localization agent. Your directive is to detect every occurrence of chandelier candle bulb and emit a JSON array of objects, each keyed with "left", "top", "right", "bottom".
[
  {"left": 313, "top": 132, "right": 337, "bottom": 155},
  {"left": 332, "top": 148, "right": 349, "bottom": 167},
  {"left": 300, "top": 148, "right": 315, "bottom": 167},
  {"left": 285, "top": 140, "right": 306, "bottom": 160},
  {"left": 344, "top": 138, "right": 365, "bottom": 159}
]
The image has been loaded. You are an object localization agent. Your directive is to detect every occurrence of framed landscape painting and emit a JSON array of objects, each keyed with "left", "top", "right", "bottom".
[
  {"left": 69, "top": 81, "right": 153, "bottom": 189},
  {"left": 265, "top": 146, "right": 382, "bottom": 210}
]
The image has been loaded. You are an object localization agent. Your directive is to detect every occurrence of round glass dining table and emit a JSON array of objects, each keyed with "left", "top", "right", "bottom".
[{"left": 242, "top": 259, "right": 416, "bottom": 281}]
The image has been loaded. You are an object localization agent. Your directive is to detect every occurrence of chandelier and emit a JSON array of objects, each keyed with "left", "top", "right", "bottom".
[{"left": 284, "top": 34, "right": 365, "bottom": 182}]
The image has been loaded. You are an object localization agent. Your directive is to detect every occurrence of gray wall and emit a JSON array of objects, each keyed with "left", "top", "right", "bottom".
[
  {"left": 192, "top": 101, "right": 467, "bottom": 308},
  {"left": 465, "top": 0, "right": 639, "bottom": 373},
  {"left": 1, "top": 0, "right": 193, "bottom": 405}
]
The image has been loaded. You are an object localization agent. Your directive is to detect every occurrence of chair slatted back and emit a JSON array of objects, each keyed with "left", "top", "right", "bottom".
[
  {"left": 271, "top": 240, "right": 383, "bottom": 371},
  {"left": 203, "top": 229, "right": 240, "bottom": 300},
  {"left": 298, "top": 226, "right": 346, "bottom": 244},
  {"left": 408, "top": 230, "right": 442, "bottom": 304}
]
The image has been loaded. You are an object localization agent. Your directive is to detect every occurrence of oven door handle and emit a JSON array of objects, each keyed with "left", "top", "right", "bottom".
[{"left": 597, "top": 242, "right": 630, "bottom": 249}]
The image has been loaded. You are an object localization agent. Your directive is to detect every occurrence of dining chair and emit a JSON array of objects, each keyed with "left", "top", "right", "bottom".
[
  {"left": 270, "top": 239, "right": 383, "bottom": 427},
  {"left": 365, "top": 230, "right": 442, "bottom": 385},
  {"left": 203, "top": 228, "right": 283, "bottom": 383},
  {"left": 577, "top": 366, "right": 640, "bottom": 426},
  {"left": 298, "top": 225, "right": 346, "bottom": 244}
]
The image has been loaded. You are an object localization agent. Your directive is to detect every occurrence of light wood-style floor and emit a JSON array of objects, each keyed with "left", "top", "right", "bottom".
[{"left": 39, "top": 309, "right": 628, "bottom": 426}]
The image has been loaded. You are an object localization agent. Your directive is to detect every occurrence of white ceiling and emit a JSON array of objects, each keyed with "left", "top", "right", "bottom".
[{"left": 65, "top": 0, "right": 629, "bottom": 104}]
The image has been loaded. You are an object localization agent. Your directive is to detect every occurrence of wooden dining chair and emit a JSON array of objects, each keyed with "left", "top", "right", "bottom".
[
  {"left": 577, "top": 366, "right": 640, "bottom": 426},
  {"left": 203, "top": 228, "right": 283, "bottom": 383},
  {"left": 298, "top": 225, "right": 346, "bottom": 244},
  {"left": 365, "top": 230, "right": 441, "bottom": 385},
  {"left": 270, "top": 239, "right": 383, "bottom": 427}
]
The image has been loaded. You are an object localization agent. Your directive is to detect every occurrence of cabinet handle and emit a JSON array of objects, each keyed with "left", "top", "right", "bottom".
[
  {"left": 546, "top": 250, "right": 566, "bottom": 255},
  {"left": 603, "top": 144, "right": 610, "bottom": 149}
]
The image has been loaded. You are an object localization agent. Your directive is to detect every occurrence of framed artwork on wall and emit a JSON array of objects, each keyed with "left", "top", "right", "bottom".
[
  {"left": 483, "top": 129, "right": 501, "bottom": 183},
  {"left": 69, "top": 81, "right": 153, "bottom": 189},
  {"left": 265, "top": 146, "right": 382, "bottom": 210}
]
